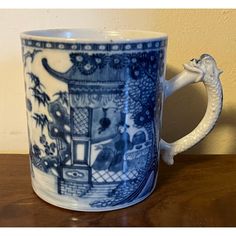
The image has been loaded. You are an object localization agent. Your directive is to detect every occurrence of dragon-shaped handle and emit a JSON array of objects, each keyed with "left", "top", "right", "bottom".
[{"left": 160, "top": 54, "right": 223, "bottom": 165}]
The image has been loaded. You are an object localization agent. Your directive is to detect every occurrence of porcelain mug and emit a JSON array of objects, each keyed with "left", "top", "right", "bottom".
[{"left": 21, "top": 29, "right": 223, "bottom": 211}]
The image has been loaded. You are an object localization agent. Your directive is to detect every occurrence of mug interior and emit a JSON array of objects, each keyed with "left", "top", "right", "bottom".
[{"left": 21, "top": 29, "right": 168, "bottom": 43}]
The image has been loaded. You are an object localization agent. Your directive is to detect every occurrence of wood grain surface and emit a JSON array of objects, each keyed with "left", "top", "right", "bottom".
[{"left": 0, "top": 154, "right": 236, "bottom": 227}]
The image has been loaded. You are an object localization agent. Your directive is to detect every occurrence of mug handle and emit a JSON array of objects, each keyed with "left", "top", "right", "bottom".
[{"left": 160, "top": 54, "right": 223, "bottom": 165}]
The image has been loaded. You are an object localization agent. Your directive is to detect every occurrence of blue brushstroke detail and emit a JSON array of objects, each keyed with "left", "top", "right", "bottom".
[{"left": 26, "top": 46, "right": 165, "bottom": 209}]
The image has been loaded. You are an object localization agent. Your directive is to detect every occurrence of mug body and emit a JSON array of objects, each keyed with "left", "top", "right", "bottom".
[{"left": 21, "top": 29, "right": 167, "bottom": 211}]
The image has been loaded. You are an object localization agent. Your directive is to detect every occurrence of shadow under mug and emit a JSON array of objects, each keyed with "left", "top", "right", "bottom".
[{"left": 21, "top": 29, "right": 223, "bottom": 211}]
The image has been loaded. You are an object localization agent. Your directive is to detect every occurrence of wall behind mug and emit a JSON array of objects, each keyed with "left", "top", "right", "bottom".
[{"left": 0, "top": 9, "right": 235, "bottom": 154}]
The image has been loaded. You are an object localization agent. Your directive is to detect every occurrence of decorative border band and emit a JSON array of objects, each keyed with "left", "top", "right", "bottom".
[{"left": 21, "top": 39, "right": 167, "bottom": 51}]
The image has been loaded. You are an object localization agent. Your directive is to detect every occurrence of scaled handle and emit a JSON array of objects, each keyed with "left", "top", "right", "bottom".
[{"left": 160, "top": 54, "right": 223, "bottom": 165}]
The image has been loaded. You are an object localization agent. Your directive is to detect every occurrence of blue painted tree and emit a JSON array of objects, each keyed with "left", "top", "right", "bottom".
[
  {"left": 47, "top": 91, "right": 71, "bottom": 165},
  {"left": 28, "top": 72, "right": 50, "bottom": 107},
  {"left": 27, "top": 72, "right": 60, "bottom": 173}
]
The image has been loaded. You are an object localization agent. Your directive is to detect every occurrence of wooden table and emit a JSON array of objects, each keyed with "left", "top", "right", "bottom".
[{"left": 0, "top": 154, "right": 236, "bottom": 227}]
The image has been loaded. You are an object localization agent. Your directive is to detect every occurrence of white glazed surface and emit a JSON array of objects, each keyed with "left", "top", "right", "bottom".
[
  {"left": 22, "top": 30, "right": 166, "bottom": 211},
  {"left": 21, "top": 29, "right": 168, "bottom": 43}
]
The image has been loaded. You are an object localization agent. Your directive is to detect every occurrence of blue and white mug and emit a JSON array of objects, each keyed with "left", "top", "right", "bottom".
[{"left": 21, "top": 29, "right": 223, "bottom": 211}]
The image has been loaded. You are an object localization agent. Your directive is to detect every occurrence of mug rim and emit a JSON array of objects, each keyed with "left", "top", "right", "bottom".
[{"left": 20, "top": 28, "right": 168, "bottom": 43}]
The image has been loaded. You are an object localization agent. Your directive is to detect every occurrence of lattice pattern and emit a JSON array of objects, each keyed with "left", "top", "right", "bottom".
[
  {"left": 92, "top": 145, "right": 152, "bottom": 183},
  {"left": 58, "top": 179, "right": 91, "bottom": 197},
  {"left": 72, "top": 108, "right": 89, "bottom": 136},
  {"left": 92, "top": 169, "right": 139, "bottom": 183}
]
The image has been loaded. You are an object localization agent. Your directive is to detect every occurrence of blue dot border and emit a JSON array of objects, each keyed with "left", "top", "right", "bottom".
[{"left": 21, "top": 39, "right": 167, "bottom": 51}]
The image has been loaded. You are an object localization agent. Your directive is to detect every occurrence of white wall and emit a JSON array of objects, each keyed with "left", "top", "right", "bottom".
[{"left": 0, "top": 9, "right": 235, "bottom": 154}]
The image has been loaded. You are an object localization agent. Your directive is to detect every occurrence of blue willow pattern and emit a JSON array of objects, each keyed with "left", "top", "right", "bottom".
[{"left": 23, "top": 39, "right": 166, "bottom": 209}]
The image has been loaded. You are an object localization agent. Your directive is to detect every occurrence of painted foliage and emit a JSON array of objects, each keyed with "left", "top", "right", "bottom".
[{"left": 23, "top": 39, "right": 165, "bottom": 209}]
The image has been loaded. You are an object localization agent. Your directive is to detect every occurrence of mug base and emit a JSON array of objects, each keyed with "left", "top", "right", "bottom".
[{"left": 31, "top": 177, "right": 156, "bottom": 212}]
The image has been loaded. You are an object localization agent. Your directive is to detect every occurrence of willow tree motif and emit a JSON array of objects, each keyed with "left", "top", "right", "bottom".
[
  {"left": 53, "top": 91, "right": 69, "bottom": 106},
  {"left": 28, "top": 72, "right": 42, "bottom": 87},
  {"left": 22, "top": 49, "right": 42, "bottom": 67},
  {"left": 28, "top": 72, "right": 50, "bottom": 107},
  {"left": 28, "top": 72, "right": 71, "bottom": 167},
  {"left": 25, "top": 71, "right": 64, "bottom": 174},
  {"left": 32, "top": 113, "right": 49, "bottom": 133}
]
